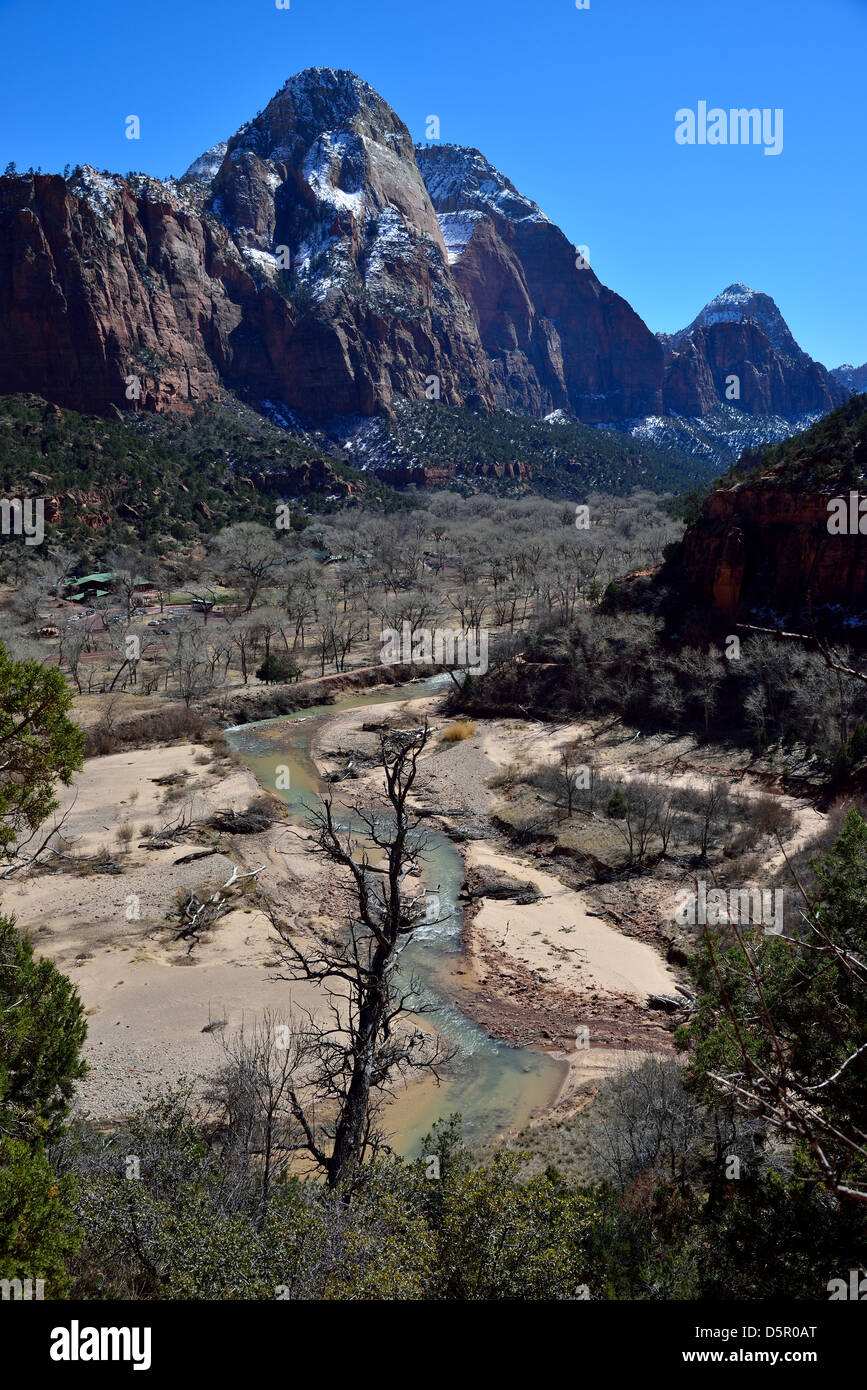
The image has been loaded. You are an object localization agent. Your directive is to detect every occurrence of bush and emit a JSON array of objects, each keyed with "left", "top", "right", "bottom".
[
  {"left": 85, "top": 705, "right": 212, "bottom": 755},
  {"left": 0, "top": 1136, "right": 78, "bottom": 1297},
  {"left": 440, "top": 720, "right": 476, "bottom": 743},
  {"left": 255, "top": 653, "right": 302, "bottom": 685}
]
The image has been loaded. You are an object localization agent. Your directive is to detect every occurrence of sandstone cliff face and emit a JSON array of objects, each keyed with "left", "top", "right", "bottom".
[
  {"left": 0, "top": 70, "right": 495, "bottom": 421},
  {"left": 203, "top": 70, "right": 495, "bottom": 418},
  {"left": 683, "top": 458, "right": 867, "bottom": 619},
  {"left": 416, "top": 145, "right": 665, "bottom": 423},
  {"left": 0, "top": 74, "right": 850, "bottom": 442},
  {"left": 0, "top": 169, "right": 238, "bottom": 414},
  {"left": 662, "top": 284, "right": 845, "bottom": 418},
  {"left": 681, "top": 391, "right": 867, "bottom": 620}
]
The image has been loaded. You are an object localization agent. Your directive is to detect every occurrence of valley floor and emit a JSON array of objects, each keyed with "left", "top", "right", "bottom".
[{"left": 6, "top": 687, "right": 826, "bottom": 1152}]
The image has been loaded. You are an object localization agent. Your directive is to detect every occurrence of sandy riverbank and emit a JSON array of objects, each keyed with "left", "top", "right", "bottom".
[
  {"left": 3, "top": 740, "right": 332, "bottom": 1118},
  {"left": 310, "top": 700, "right": 681, "bottom": 1112}
]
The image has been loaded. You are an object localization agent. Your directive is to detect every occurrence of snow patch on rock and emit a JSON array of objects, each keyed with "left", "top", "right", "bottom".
[
  {"left": 417, "top": 144, "right": 548, "bottom": 224},
  {"left": 182, "top": 141, "right": 228, "bottom": 185},
  {"left": 302, "top": 131, "right": 365, "bottom": 218},
  {"left": 241, "top": 246, "right": 281, "bottom": 280},
  {"left": 437, "top": 210, "right": 484, "bottom": 263},
  {"left": 680, "top": 283, "right": 801, "bottom": 356},
  {"left": 74, "top": 166, "right": 123, "bottom": 219}
]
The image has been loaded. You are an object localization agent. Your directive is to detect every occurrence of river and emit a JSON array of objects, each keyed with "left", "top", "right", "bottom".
[{"left": 224, "top": 674, "right": 565, "bottom": 1155}]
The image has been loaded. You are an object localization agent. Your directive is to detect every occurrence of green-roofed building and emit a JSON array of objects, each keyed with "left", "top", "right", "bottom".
[{"left": 62, "top": 571, "right": 117, "bottom": 599}]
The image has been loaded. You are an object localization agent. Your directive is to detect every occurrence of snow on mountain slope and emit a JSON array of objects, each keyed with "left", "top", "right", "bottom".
[
  {"left": 675, "top": 282, "right": 802, "bottom": 357},
  {"left": 598, "top": 405, "right": 825, "bottom": 466},
  {"left": 832, "top": 362, "right": 867, "bottom": 393},
  {"left": 437, "top": 210, "right": 485, "bottom": 264},
  {"left": 416, "top": 144, "right": 548, "bottom": 226},
  {"left": 182, "top": 141, "right": 229, "bottom": 185}
]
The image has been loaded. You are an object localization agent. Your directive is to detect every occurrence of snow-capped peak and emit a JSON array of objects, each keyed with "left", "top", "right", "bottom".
[
  {"left": 416, "top": 144, "right": 548, "bottom": 225},
  {"left": 831, "top": 362, "right": 867, "bottom": 392},
  {"left": 181, "top": 141, "right": 228, "bottom": 185},
  {"left": 275, "top": 67, "right": 370, "bottom": 112},
  {"left": 244, "top": 67, "right": 406, "bottom": 162},
  {"left": 680, "top": 283, "right": 801, "bottom": 356}
]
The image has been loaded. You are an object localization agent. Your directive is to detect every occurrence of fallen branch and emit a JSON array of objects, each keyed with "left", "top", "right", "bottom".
[{"left": 174, "top": 862, "right": 266, "bottom": 951}]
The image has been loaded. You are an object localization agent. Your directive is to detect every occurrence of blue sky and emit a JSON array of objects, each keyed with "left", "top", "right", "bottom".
[{"left": 1, "top": 0, "right": 864, "bottom": 367}]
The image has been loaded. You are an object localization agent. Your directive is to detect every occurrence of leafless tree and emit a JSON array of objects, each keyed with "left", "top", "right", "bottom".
[
  {"left": 58, "top": 619, "right": 88, "bottom": 694},
  {"left": 585, "top": 1056, "right": 711, "bottom": 1190},
  {"left": 264, "top": 723, "right": 451, "bottom": 1192},
  {"left": 227, "top": 614, "right": 258, "bottom": 685},
  {"left": 210, "top": 522, "right": 285, "bottom": 613},
  {"left": 204, "top": 1011, "right": 313, "bottom": 1221},
  {"left": 609, "top": 778, "right": 664, "bottom": 867},
  {"left": 680, "top": 646, "right": 725, "bottom": 737},
  {"left": 170, "top": 625, "right": 216, "bottom": 707},
  {"left": 687, "top": 778, "right": 732, "bottom": 862}
]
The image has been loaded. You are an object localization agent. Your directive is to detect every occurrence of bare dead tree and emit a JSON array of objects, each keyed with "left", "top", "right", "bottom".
[
  {"left": 737, "top": 594, "right": 867, "bottom": 689},
  {"left": 585, "top": 1055, "right": 712, "bottom": 1190},
  {"left": 0, "top": 794, "right": 79, "bottom": 879},
  {"left": 203, "top": 1011, "right": 312, "bottom": 1223},
  {"left": 264, "top": 721, "right": 451, "bottom": 1193}
]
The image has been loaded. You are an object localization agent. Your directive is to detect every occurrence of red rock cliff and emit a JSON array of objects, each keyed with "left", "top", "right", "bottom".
[{"left": 682, "top": 396, "right": 867, "bottom": 617}]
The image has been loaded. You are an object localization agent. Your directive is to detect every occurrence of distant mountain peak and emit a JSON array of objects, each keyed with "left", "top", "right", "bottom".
[
  {"left": 832, "top": 362, "right": 867, "bottom": 393},
  {"left": 175, "top": 66, "right": 459, "bottom": 308},
  {"left": 717, "top": 280, "right": 754, "bottom": 297},
  {"left": 277, "top": 65, "right": 370, "bottom": 103},
  {"left": 683, "top": 283, "right": 800, "bottom": 356},
  {"left": 416, "top": 144, "right": 548, "bottom": 225},
  {"left": 181, "top": 140, "right": 228, "bottom": 185},
  {"left": 233, "top": 66, "right": 410, "bottom": 159},
  {"left": 660, "top": 283, "right": 844, "bottom": 417}
]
